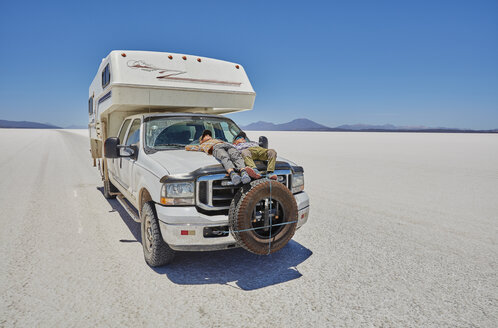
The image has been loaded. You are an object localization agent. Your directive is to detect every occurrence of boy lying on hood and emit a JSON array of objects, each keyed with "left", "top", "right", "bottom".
[
  {"left": 185, "top": 129, "right": 251, "bottom": 185},
  {"left": 232, "top": 131, "right": 277, "bottom": 180}
]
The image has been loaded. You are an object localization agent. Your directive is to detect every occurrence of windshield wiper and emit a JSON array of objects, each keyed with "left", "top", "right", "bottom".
[{"left": 154, "top": 143, "right": 186, "bottom": 149}]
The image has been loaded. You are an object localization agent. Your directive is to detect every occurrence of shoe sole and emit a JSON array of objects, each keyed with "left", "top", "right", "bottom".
[{"left": 245, "top": 167, "right": 261, "bottom": 179}]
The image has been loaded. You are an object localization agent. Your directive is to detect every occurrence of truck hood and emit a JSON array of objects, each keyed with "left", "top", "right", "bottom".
[
  {"left": 148, "top": 150, "right": 221, "bottom": 175},
  {"left": 148, "top": 149, "right": 298, "bottom": 176}
]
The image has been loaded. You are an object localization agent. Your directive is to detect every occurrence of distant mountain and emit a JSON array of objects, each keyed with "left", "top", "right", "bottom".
[
  {"left": 0, "top": 119, "right": 61, "bottom": 129},
  {"left": 65, "top": 124, "right": 87, "bottom": 129},
  {"left": 277, "top": 118, "right": 330, "bottom": 131},
  {"left": 335, "top": 124, "right": 398, "bottom": 131},
  {"left": 241, "top": 118, "right": 498, "bottom": 133},
  {"left": 242, "top": 121, "right": 278, "bottom": 131},
  {"left": 242, "top": 118, "right": 330, "bottom": 131}
]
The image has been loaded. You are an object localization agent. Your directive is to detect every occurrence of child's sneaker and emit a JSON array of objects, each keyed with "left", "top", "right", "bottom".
[
  {"left": 230, "top": 171, "right": 242, "bottom": 185},
  {"left": 267, "top": 172, "right": 277, "bottom": 180},
  {"left": 240, "top": 169, "right": 251, "bottom": 184},
  {"left": 245, "top": 167, "right": 261, "bottom": 179}
]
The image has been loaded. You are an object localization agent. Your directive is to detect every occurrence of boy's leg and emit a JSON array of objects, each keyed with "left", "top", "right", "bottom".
[
  {"left": 227, "top": 147, "right": 251, "bottom": 184},
  {"left": 240, "top": 149, "right": 257, "bottom": 168},
  {"left": 249, "top": 147, "right": 277, "bottom": 179},
  {"left": 249, "top": 147, "right": 277, "bottom": 172},
  {"left": 213, "top": 144, "right": 242, "bottom": 184},
  {"left": 238, "top": 148, "right": 261, "bottom": 179},
  {"left": 212, "top": 145, "right": 234, "bottom": 172},
  {"left": 227, "top": 147, "right": 246, "bottom": 171},
  {"left": 266, "top": 149, "right": 277, "bottom": 172}
]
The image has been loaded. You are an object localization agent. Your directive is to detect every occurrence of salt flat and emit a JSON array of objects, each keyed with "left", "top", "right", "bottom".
[{"left": 0, "top": 129, "right": 497, "bottom": 327}]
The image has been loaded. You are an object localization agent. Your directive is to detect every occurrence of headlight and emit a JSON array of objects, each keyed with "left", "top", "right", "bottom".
[
  {"left": 291, "top": 173, "right": 304, "bottom": 193},
  {"left": 160, "top": 182, "right": 195, "bottom": 205}
]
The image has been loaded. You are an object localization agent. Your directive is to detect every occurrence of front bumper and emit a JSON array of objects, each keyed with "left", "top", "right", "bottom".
[{"left": 156, "top": 191, "right": 310, "bottom": 251}]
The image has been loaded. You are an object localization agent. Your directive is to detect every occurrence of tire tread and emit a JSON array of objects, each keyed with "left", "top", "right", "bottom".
[
  {"left": 141, "top": 202, "right": 175, "bottom": 267},
  {"left": 229, "top": 179, "right": 297, "bottom": 255}
]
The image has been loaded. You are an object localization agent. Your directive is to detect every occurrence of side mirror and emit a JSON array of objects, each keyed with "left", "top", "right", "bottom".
[
  {"left": 259, "top": 136, "right": 268, "bottom": 149},
  {"left": 129, "top": 145, "right": 139, "bottom": 160},
  {"left": 119, "top": 147, "right": 134, "bottom": 157},
  {"left": 104, "top": 137, "right": 120, "bottom": 158},
  {"left": 120, "top": 145, "right": 138, "bottom": 159}
]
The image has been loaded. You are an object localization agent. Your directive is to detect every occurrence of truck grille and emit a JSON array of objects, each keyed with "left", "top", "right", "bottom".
[{"left": 196, "top": 170, "right": 291, "bottom": 212}]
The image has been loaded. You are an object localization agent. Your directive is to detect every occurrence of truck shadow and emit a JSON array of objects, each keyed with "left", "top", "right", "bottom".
[
  {"left": 99, "top": 187, "right": 313, "bottom": 291},
  {"left": 156, "top": 240, "right": 312, "bottom": 291},
  {"left": 97, "top": 187, "right": 142, "bottom": 242}
]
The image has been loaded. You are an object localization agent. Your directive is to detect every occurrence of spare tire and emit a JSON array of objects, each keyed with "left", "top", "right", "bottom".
[{"left": 229, "top": 178, "right": 298, "bottom": 255}]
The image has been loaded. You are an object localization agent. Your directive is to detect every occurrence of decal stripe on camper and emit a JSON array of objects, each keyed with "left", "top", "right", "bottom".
[{"left": 98, "top": 91, "right": 112, "bottom": 104}]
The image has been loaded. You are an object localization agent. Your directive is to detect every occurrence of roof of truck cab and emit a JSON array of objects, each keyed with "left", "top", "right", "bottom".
[{"left": 125, "top": 113, "right": 238, "bottom": 121}]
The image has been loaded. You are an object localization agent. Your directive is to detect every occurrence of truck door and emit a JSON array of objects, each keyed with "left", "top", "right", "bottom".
[
  {"left": 112, "top": 119, "right": 132, "bottom": 183},
  {"left": 120, "top": 118, "right": 141, "bottom": 197}
]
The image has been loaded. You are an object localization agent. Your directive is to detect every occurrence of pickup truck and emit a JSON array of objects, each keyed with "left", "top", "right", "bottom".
[{"left": 89, "top": 51, "right": 310, "bottom": 266}]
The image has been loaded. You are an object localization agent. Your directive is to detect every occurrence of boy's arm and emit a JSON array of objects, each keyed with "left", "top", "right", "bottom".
[
  {"left": 233, "top": 143, "right": 245, "bottom": 150},
  {"left": 185, "top": 144, "right": 200, "bottom": 151}
]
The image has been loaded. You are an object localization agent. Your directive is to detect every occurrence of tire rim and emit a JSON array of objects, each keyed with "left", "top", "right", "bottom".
[
  {"left": 145, "top": 215, "right": 153, "bottom": 252},
  {"left": 250, "top": 198, "right": 285, "bottom": 238}
]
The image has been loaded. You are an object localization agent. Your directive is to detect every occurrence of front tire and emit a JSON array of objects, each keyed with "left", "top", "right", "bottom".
[{"left": 141, "top": 202, "right": 175, "bottom": 267}]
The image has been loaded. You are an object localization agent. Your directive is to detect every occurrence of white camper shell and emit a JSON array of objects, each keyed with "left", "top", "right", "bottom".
[
  {"left": 89, "top": 50, "right": 255, "bottom": 158},
  {"left": 88, "top": 51, "right": 309, "bottom": 267}
]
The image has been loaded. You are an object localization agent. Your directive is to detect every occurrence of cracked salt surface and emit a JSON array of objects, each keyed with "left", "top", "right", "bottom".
[{"left": 0, "top": 129, "right": 497, "bottom": 327}]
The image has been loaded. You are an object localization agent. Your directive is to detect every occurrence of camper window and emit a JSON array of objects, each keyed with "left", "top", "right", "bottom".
[
  {"left": 102, "top": 64, "right": 111, "bottom": 88},
  {"left": 88, "top": 96, "right": 93, "bottom": 115}
]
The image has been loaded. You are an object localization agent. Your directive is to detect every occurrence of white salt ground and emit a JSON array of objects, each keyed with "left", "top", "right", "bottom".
[{"left": 0, "top": 129, "right": 496, "bottom": 327}]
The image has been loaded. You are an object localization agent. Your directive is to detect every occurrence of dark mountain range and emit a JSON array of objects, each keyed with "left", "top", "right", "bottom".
[
  {"left": 336, "top": 123, "right": 398, "bottom": 130},
  {"left": 241, "top": 118, "right": 498, "bottom": 133},
  {"left": 242, "top": 118, "right": 330, "bottom": 131},
  {"left": 0, "top": 119, "right": 61, "bottom": 129},
  {"left": 277, "top": 118, "right": 331, "bottom": 131},
  {"left": 242, "top": 121, "right": 279, "bottom": 131},
  {"left": 65, "top": 124, "right": 87, "bottom": 129}
]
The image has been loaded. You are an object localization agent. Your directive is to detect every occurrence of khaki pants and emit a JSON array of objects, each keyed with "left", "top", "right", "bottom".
[{"left": 241, "top": 147, "right": 277, "bottom": 172}]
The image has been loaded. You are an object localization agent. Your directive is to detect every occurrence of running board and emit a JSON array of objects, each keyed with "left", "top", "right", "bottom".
[{"left": 116, "top": 195, "right": 141, "bottom": 223}]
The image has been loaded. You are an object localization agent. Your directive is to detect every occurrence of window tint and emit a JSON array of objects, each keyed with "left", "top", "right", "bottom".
[
  {"left": 88, "top": 97, "right": 93, "bottom": 115},
  {"left": 125, "top": 119, "right": 141, "bottom": 146},
  {"left": 118, "top": 119, "right": 131, "bottom": 144},
  {"left": 102, "top": 64, "right": 111, "bottom": 88},
  {"left": 219, "top": 121, "right": 239, "bottom": 142}
]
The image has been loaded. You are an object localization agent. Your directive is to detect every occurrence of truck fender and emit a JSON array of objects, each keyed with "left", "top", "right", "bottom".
[{"left": 139, "top": 188, "right": 153, "bottom": 214}]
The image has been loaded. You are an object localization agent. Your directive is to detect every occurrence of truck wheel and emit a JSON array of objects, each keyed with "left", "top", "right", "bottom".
[
  {"left": 103, "top": 179, "right": 117, "bottom": 199},
  {"left": 229, "top": 179, "right": 298, "bottom": 255},
  {"left": 141, "top": 202, "right": 175, "bottom": 267}
]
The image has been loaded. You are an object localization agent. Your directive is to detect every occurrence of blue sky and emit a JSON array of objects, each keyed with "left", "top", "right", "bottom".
[{"left": 0, "top": 0, "right": 497, "bottom": 129}]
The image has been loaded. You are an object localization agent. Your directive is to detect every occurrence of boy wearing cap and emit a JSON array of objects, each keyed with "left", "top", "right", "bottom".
[
  {"left": 232, "top": 131, "right": 277, "bottom": 180},
  {"left": 185, "top": 130, "right": 251, "bottom": 185}
]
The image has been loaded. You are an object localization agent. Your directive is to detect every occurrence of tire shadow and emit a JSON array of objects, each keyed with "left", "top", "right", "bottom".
[{"left": 98, "top": 187, "right": 312, "bottom": 291}]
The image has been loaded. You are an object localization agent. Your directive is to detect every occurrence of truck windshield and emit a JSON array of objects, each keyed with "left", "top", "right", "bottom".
[{"left": 144, "top": 116, "right": 243, "bottom": 150}]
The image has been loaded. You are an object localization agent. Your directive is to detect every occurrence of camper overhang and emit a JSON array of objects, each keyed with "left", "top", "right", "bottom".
[{"left": 90, "top": 50, "right": 256, "bottom": 120}]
